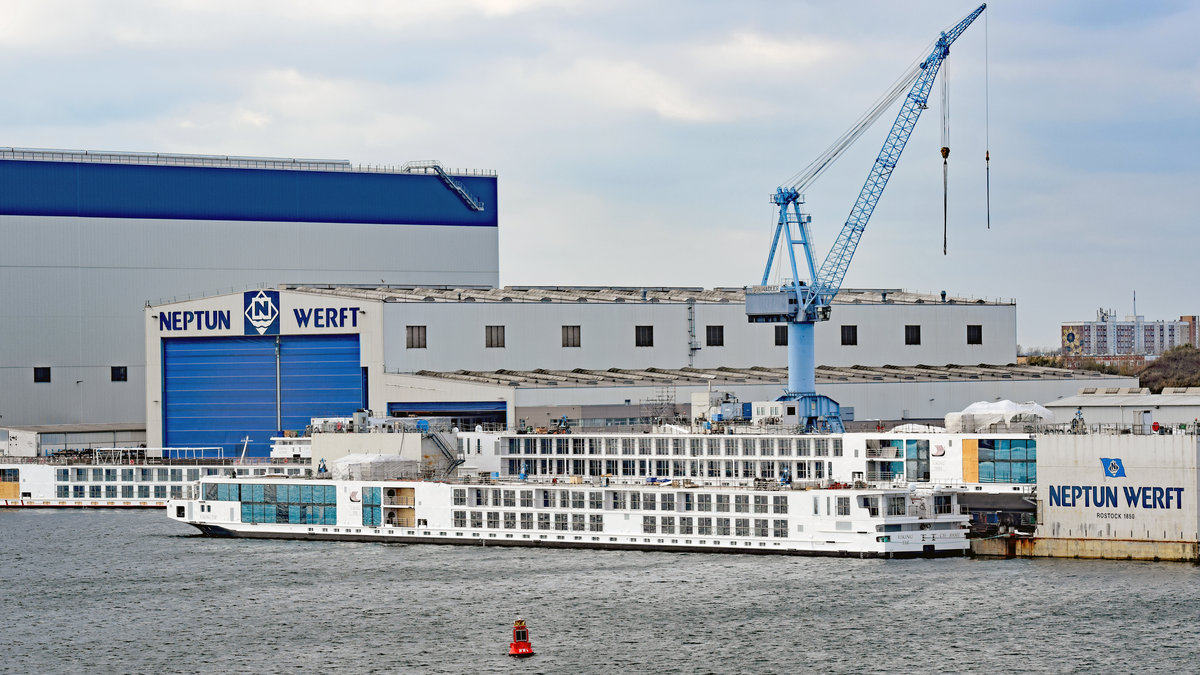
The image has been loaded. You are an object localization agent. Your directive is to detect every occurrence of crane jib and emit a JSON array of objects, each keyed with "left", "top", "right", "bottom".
[{"left": 747, "top": 4, "right": 985, "bottom": 431}]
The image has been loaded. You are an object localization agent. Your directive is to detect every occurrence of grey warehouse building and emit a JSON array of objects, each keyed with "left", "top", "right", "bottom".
[
  {"left": 144, "top": 284, "right": 1131, "bottom": 456},
  {"left": 0, "top": 148, "right": 499, "bottom": 428}
]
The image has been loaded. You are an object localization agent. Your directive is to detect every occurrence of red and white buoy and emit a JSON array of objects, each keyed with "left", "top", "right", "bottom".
[{"left": 508, "top": 619, "right": 534, "bottom": 657}]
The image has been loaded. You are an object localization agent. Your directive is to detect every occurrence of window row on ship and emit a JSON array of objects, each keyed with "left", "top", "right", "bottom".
[
  {"left": 453, "top": 487, "right": 791, "bottom": 513},
  {"left": 504, "top": 436, "right": 844, "bottom": 458},
  {"left": 53, "top": 467, "right": 305, "bottom": 483},
  {"left": 449, "top": 510, "right": 792, "bottom": 538},
  {"left": 57, "top": 484, "right": 185, "bottom": 499},
  {"left": 502, "top": 458, "right": 836, "bottom": 481}
]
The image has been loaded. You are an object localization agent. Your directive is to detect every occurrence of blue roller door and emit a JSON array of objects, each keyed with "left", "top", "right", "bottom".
[
  {"left": 280, "top": 335, "right": 363, "bottom": 433},
  {"left": 163, "top": 334, "right": 361, "bottom": 457}
]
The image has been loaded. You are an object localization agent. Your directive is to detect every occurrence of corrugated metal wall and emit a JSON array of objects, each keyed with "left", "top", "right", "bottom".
[{"left": 162, "top": 334, "right": 361, "bottom": 457}]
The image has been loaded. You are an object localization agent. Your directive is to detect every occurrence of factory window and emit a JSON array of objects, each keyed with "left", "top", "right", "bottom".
[
  {"left": 706, "top": 325, "right": 724, "bottom": 347},
  {"left": 841, "top": 325, "right": 858, "bottom": 346},
  {"left": 111, "top": 366, "right": 128, "bottom": 382},
  {"left": 562, "top": 325, "right": 581, "bottom": 348},
  {"left": 775, "top": 325, "right": 787, "bottom": 346},
  {"left": 635, "top": 325, "right": 654, "bottom": 347},
  {"left": 33, "top": 367, "right": 50, "bottom": 383},
  {"left": 904, "top": 325, "right": 921, "bottom": 345},
  {"left": 967, "top": 324, "right": 983, "bottom": 345},
  {"left": 485, "top": 325, "right": 505, "bottom": 348},
  {"left": 406, "top": 325, "right": 427, "bottom": 349}
]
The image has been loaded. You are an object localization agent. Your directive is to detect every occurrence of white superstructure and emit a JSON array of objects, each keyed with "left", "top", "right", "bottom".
[{"left": 168, "top": 475, "right": 970, "bottom": 558}]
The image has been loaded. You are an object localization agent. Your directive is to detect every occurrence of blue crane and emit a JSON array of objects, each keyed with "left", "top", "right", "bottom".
[{"left": 746, "top": 4, "right": 986, "bottom": 432}]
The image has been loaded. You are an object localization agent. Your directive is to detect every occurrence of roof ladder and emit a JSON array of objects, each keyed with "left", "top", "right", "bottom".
[{"left": 401, "top": 160, "right": 485, "bottom": 211}]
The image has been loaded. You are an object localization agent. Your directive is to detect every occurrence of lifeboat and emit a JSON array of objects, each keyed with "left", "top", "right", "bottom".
[{"left": 508, "top": 619, "right": 534, "bottom": 657}]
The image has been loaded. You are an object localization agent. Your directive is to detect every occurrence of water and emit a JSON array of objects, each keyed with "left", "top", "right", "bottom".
[{"left": 2, "top": 509, "right": 1199, "bottom": 674}]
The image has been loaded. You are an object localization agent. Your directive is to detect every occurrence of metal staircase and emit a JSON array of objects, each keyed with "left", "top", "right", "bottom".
[{"left": 401, "top": 160, "right": 485, "bottom": 211}]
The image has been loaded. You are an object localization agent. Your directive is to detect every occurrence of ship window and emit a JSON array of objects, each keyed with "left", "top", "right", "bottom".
[
  {"left": 642, "top": 516, "right": 656, "bottom": 534},
  {"left": 772, "top": 496, "right": 788, "bottom": 514},
  {"left": 836, "top": 497, "right": 850, "bottom": 516},
  {"left": 754, "top": 519, "right": 769, "bottom": 537},
  {"left": 735, "top": 518, "right": 750, "bottom": 536},
  {"left": 734, "top": 495, "right": 749, "bottom": 513},
  {"left": 635, "top": 325, "right": 654, "bottom": 347},
  {"left": 406, "top": 325, "right": 427, "bottom": 349},
  {"left": 773, "top": 519, "right": 788, "bottom": 538},
  {"left": 716, "top": 518, "right": 730, "bottom": 536}
]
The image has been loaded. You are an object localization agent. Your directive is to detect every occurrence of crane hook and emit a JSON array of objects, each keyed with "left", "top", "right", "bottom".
[{"left": 941, "top": 146, "right": 950, "bottom": 255}]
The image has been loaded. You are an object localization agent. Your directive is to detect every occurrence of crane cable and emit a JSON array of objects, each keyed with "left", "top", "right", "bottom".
[
  {"left": 781, "top": 40, "right": 934, "bottom": 193},
  {"left": 985, "top": 8, "right": 991, "bottom": 229},
  {"left": 941, "top": 60, "right": 950, "bottom": 255}
]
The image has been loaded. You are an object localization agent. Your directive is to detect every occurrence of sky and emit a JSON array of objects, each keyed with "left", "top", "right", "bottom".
[{"left": 2, "top": 0, "right": 1196, "bottom": 350}]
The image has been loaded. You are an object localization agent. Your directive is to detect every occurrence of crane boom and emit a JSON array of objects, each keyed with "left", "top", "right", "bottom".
[
  {"left": 746, "top": 4, "right": 986, "bottom": 433},
  {"left": 811, "top": 4, "right": 985, "bottom": 307}
]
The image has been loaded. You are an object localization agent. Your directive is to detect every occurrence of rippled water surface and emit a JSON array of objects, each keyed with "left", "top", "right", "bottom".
[{"left": 2, "top": 508, "right": 1199, "bottom": 674}]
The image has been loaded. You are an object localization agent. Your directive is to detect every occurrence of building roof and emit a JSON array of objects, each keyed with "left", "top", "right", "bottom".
[
  {"left": 1047, "top": 389, "right": 1200, "bottom": 409},
  {"left": 284, "top": 284, "right": 1012, "bottom": 306},
  {"left": 2, "top": 423, "right": 146, "bottom": 435},
  {"left": 398, "top": 363, "right": 1108, "bottom": 389},
  {"left": 0, "top": 147, "right": 493, "bottom": 177}
]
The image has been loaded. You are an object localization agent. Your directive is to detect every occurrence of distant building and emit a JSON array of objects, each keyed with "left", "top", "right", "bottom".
[{"left": 1061, "top": 309, "right": 1194, "bottom": 361}]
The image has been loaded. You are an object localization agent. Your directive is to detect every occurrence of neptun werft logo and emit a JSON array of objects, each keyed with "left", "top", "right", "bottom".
[
  {"left": 1100, "top": 457, "right": 1127, "bottom": 478},
  {"left": 244, "top": 290, "right": 280, "bottom": 335}
]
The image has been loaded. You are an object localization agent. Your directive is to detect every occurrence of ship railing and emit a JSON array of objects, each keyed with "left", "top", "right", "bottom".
[
  {"left": 999, "top": 421, "right": 1200, "bottom": 436},
  {"left": 0, "top": 454, "right": 300, "bottom": 467}
]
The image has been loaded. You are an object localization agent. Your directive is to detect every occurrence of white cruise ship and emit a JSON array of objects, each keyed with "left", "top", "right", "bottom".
[
  {"left": 168, "top": 474, "right": 970, "bottom": 558},
  {"left": 0, "top": 446, "right": 310, "bottom": 508}
]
